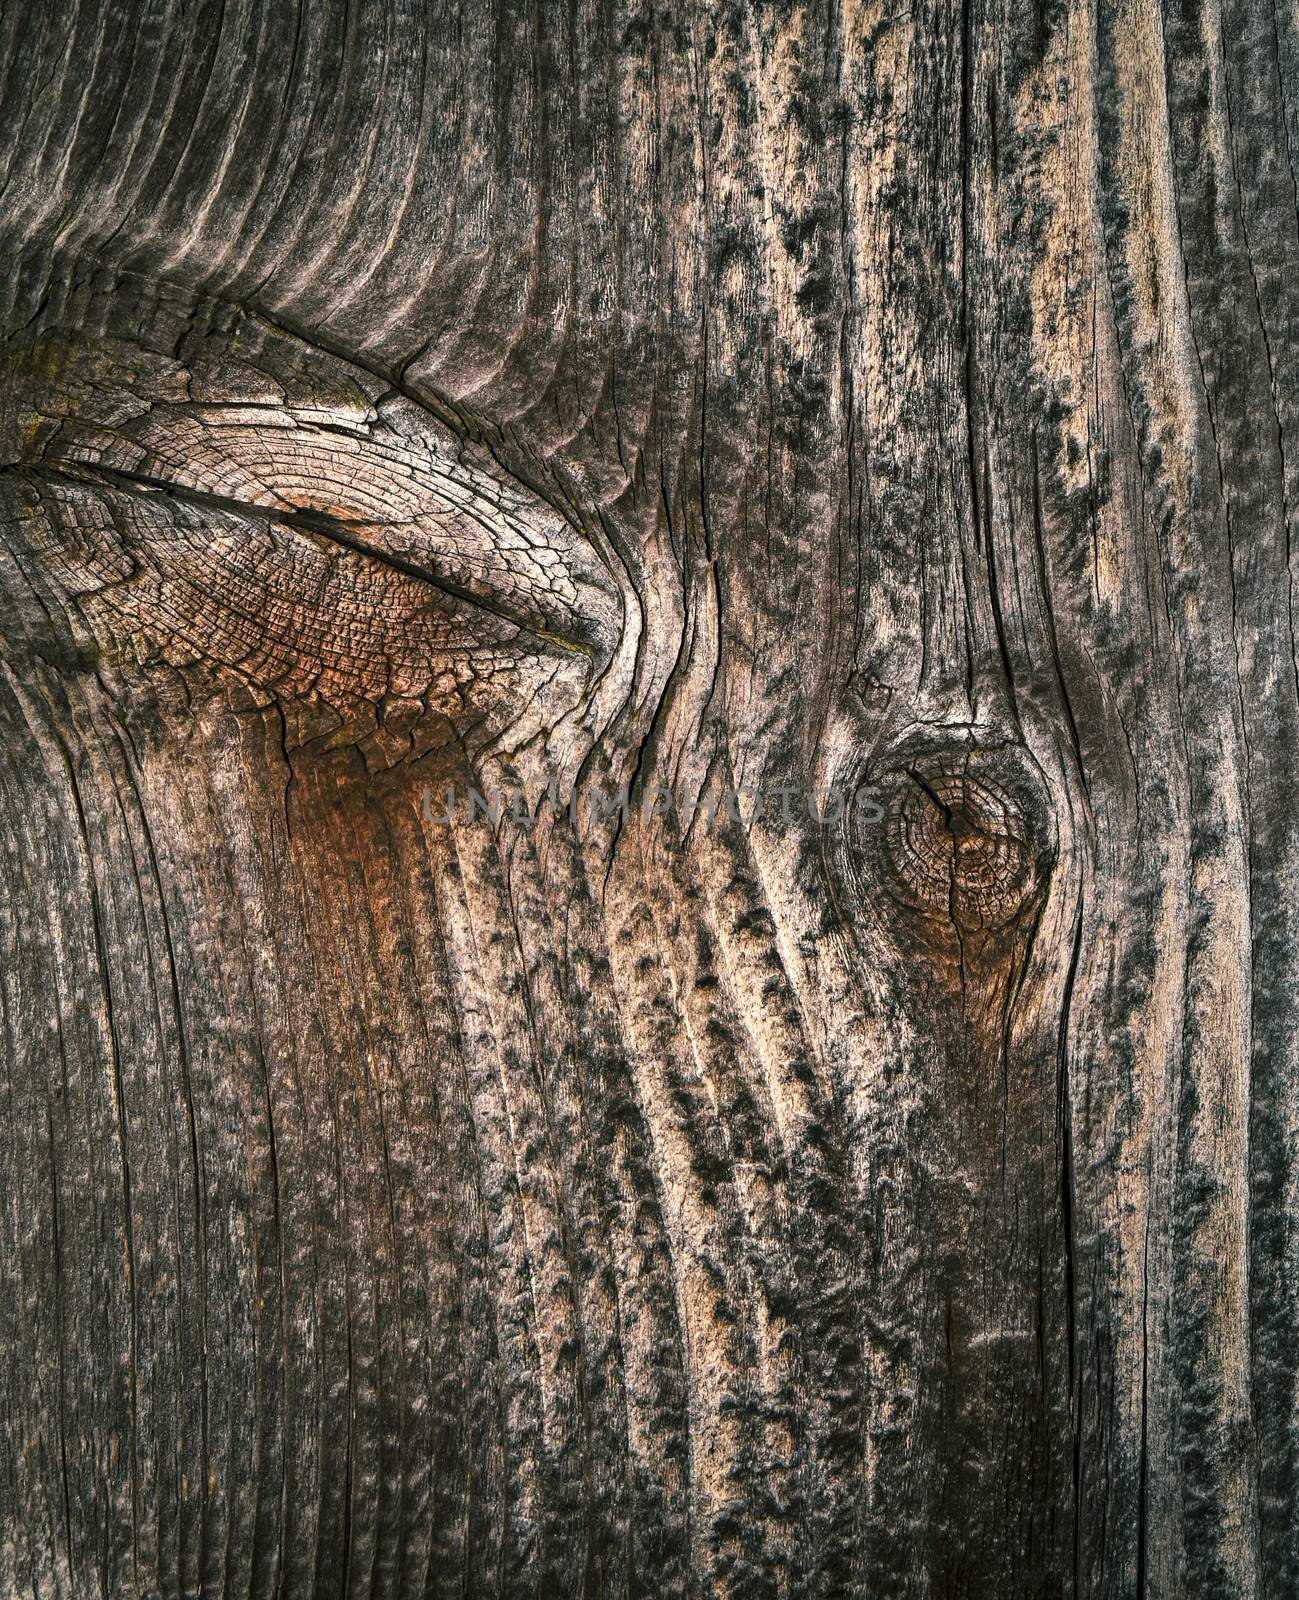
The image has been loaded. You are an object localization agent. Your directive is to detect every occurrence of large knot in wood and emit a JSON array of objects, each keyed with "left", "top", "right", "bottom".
[{"left": 867, "top": 744, "right": 1053, "bottom": 936}]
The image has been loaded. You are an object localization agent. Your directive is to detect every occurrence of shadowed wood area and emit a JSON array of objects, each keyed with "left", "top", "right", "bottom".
[{"left": 1, "top": 0, "right": 1297, "bottom": 1594}]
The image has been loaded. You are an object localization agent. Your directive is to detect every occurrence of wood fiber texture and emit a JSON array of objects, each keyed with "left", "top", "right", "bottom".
[{"left": 0, "top": 0, "right": 1296, "bottom": 1594}]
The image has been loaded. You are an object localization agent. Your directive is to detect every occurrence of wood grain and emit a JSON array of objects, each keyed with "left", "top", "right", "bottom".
[{"left": 1, "top": 0, "right": 1296, "bottom": 1594}]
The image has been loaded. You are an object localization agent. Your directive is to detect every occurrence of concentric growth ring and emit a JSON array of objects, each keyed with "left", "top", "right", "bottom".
[{"left": 873, "top": 748, "right": 1047, "bottom": 933}]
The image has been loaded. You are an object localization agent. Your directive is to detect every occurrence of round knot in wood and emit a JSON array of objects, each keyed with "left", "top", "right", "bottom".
[{"left": 877, "top": 750, "right": 1047, "bottom": 932}]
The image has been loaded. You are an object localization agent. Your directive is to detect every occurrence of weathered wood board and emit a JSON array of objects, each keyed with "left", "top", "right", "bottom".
[{"left": 1, "top": 0, "right": 1297, "bottom": 1593}]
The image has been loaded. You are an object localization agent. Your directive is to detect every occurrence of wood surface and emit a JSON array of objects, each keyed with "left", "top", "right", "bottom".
[{"left": 1, "top": 0, "right": 1296, "bottom": 1593}]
